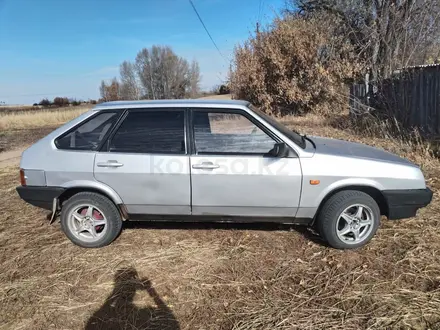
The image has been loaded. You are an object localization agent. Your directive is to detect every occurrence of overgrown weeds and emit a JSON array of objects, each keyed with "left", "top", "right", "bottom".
[
  {"left": 230, "top": 15, "right": 362, "bottom": 116},
  {"left": 329, "top": 113, "right": 439, "bottom": 162}
]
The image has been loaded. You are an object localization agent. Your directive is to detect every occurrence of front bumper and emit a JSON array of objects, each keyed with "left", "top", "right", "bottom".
[
  {"left": 383, "top": 188, "right": 433, "bottom": 220},
  {"left": 16, "top": 186, "right": 66, "bottom": 210}
]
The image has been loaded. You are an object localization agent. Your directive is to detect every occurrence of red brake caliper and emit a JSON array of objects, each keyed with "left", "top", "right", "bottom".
[{"left": 93, "top": 209, "right": 104, "bottom": 232}]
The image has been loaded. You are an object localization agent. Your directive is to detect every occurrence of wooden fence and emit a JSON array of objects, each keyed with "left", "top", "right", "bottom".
[
  {"left": 349, "top": 83, "right": 369, "bottom": 115},
  {"left": 350, "top": 65, "right": 440, "bottom": 135}
]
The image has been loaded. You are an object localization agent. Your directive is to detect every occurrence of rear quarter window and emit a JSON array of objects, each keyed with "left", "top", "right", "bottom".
[{"left": 55, "top": 111, "right": 120, "bottom": 151}]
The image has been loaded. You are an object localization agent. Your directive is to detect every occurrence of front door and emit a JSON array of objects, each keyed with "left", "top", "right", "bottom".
[
  {"left": 94, "top": 108, "right": 191, "bottom": 215},
  {"left": 190, "top": 109, "right": 302, "bottom": 217}
]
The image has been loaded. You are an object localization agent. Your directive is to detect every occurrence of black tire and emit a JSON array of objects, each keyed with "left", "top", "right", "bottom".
[
  {"left": 316, "top": 190, "right": 380, "bottom": 249},
  {"left": 60, "top": 192, "right": 123, "bottom": 248}
]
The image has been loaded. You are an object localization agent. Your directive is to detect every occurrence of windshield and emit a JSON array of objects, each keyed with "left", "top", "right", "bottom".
[{"left": 249, "top": 105, "right": 306, "bottom": 149}]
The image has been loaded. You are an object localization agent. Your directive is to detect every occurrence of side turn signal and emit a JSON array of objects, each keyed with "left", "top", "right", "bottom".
[{"left": 20, "top": 169, "right": 26, "bottom": 186}]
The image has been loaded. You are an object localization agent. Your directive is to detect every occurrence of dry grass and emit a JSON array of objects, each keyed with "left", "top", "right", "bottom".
[
  {"left": 0, "top": 105, "right": 41, "bottom": 112},
  {"left": 283, "top": 113, "right": 438, "bottom": 171},
  {"left": 0, "top": 105, "right": 91, "bottom": 130},
  {"left": 0, "top": 113, "right": 440, "bottom": 329}
]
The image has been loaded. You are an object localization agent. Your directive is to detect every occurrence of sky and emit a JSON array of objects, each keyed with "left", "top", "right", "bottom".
[{"left": 0, "top": 0, "right": 285, "bottom": 105}]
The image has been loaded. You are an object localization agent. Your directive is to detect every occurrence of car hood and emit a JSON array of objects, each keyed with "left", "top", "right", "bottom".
[{"left": 309, "top": 136, "right": 416, "bottom": 166}]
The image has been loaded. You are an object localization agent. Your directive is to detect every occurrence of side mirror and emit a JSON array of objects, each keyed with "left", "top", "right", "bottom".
[{"left": 268, "top": 142, "right": 289, "bottom": 158}]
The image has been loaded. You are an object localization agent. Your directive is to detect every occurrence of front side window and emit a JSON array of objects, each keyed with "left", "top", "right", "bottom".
[
  {"left": 109, "top": 110, "right": 185, "bottom": 154},
  {"left": 193, "top": 110, "right": 276, "bottom": 155},
  {"left": 249, "top": 104, "right": 306, "bottom": 149},
  {"left": 56, "top": 112, "right": 120, "bottom": 150}
]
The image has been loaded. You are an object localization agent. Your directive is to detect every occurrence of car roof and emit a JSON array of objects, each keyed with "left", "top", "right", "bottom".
[{"left": 93, "top": 99, "right": 251, "bottom": 110}]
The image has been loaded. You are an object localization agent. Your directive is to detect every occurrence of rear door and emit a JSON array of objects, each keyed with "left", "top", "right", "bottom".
[
  {"left": 49, "top": 111, "right": 122, "bottom": 186},
  {"left": 94, "top": 108, "right": 191, "bottom": 215},
  {"left": 189, "top": 108, "right": 302, "bottom": 217}
]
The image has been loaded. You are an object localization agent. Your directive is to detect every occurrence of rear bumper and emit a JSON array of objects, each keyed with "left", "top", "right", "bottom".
[
  {"left": 383, "top": 188, "right": 433, "bottom": 220},
  {"left": 16, "top": 186, "right": 65, "bottom": 210}
]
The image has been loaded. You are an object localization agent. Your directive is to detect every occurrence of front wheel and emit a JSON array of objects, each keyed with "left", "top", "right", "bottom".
[
  {"left": 60, "top": 192, "right": 123, "bottom": 248},
  {"left": 316, "top": 190, "right": 380, "bottom": 249}
]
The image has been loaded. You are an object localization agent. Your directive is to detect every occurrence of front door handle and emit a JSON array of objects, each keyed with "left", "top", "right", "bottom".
[
  {"left": 192, "top": 162, "right": 220, "bottom": 170},
  {"left": 97, "top": 160, "right": 124, "bottom": 168}
]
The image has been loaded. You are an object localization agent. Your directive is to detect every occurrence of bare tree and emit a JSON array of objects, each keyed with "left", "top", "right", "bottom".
[
  {"left": 100, "top": 45, "right": 201, "bottom": 100},
  {"left": 134, "top": 45, "right": 200, "bottom": 99},
  {"left": 188, "top": 60, "right": 201, "bottom": 98},
  {"left": 119, "top": 61, "right": 141, "bottom": 100},
  {"left": 135, "top": 48, "right": 156, "bottom": 99},
  {"left": 99, "top": 80, "right": 107, "bottom": 101},
  {"left": 291, "top": 0, "right": 440, "bottom": 80},
  {"left": 99, "top": 78, "right": 121, "bottom": 102}
]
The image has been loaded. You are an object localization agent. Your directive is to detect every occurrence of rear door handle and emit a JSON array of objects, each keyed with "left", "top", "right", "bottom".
[
  {"left": 97, "top": 161, "right": 124, "bottom": 168},
  {"left": 192, "top": 162, "right": 220, "bottom": 170}
]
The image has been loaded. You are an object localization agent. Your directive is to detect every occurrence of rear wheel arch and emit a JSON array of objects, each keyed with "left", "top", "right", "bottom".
[
  {"left": 60, "top": 181, "right": 123, "bottom": 204},
  {"left": 58, "top": 187, "right": 128, "bottom": 220},
  {"left": 314, "top": 185, "right": 388, "bottom": 223}
]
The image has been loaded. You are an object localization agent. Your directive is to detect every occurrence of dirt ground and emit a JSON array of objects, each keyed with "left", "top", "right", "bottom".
[
  {"left": 0, "top": 126, "right": 58, "bottom": 153},
  {"left": 0, "top": 113, "right": 439, "bottom": 329},
  {"left": 0, "top": 127, "right": 58, "bottom": 168}
]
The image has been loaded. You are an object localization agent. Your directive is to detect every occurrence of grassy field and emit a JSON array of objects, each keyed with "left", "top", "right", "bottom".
[
  {"left": 0, "top": 105, "right": 41, "bottom": 112},
  {"left": 0, "top": 110, "right": 439, "bottom": 329},
  {"left": 0, "top": 105, "right": 91, "bottom": 131},
  {"left": 0, "top": 105, "right": 92, "bottom": 152}
]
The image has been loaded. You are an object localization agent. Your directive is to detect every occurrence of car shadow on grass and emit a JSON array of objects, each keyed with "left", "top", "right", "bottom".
[
  {"left": 122, "top": 220, "right": 326, "bottom": 246},
  {"left": 85, "top": 267, "right": 180, "bottom": 330}
]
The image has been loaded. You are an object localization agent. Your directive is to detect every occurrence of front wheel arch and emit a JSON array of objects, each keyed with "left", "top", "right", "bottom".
[{"left": 312, "top": 185, "right": 388, "bottom": 226}]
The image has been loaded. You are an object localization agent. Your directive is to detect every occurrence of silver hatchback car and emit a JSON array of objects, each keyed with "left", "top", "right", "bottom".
[{"left": 17, "top": 100, "right": 432, "bottom": 249}]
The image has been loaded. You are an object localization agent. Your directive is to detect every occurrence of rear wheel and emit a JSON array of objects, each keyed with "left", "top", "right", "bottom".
[
  {"left": 317, "top": 190, "right": 380, "bottom": 249},
  {"left": 60, "top": 192, "right": 122, "bottom": 248}
]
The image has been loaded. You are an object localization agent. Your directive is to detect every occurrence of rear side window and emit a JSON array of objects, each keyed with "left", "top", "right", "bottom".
[
  {"left": 108, "top": 110, "right": 185, "bottom": 154},
  {"left": 56, "top": 112, "right": 120, "bottom": 151}
]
